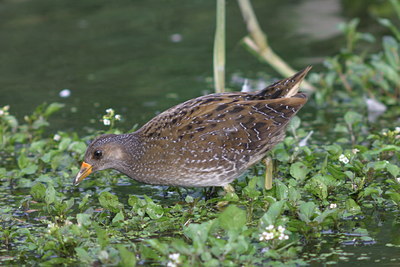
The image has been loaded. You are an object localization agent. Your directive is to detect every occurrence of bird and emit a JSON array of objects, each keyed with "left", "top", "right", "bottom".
[{"left": 74, "top": 66, "right": 311, "bottom": 187}]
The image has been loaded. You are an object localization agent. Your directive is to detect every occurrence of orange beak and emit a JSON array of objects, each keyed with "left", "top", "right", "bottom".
[{"left": 73, "top": 162, "right": 93, "bottom": 186}]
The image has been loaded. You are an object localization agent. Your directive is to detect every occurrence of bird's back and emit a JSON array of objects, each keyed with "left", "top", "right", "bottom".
[{"left": 132, "top": 67, "right": 311, "bottom": 186}]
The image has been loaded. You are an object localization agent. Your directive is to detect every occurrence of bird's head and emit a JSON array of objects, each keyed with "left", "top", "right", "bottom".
[{"left": 73, "top": 134, "right": 128, "bottom": 185}]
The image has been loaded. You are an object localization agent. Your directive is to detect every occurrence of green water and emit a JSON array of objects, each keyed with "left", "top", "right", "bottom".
[
  {"left": 1, "top": 0, "right": 399, "bottom": 265},
  {"left": 0, "top": 0, "right": 345, "bottom": 131}
]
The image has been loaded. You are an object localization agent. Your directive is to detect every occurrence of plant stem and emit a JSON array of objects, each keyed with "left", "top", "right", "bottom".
[
  {"left": 237, "top": 0, "right": 315, "bottom": 93},
  {"left": 264, "top": 157, "right": 273, "bottom": 190},
  {"left": 214, "top": 0, "right": 226, "bottom": 93}
]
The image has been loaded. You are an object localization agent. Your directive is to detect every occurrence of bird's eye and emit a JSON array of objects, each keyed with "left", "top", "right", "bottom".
[{"left": 93, "top": 150, "right": 103, "bottom": 159}]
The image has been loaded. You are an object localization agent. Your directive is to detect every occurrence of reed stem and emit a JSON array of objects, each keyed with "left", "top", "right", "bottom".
[
  {"left": 237, "top": 0, "right": 316, "bottom": 93},
  {"left": 214, "top": 0, "right": 226, "bottom": 93}
]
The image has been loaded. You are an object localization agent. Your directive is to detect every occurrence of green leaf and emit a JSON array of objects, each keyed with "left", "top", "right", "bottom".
[
  {"left": 288, "top": 185, "right": 301, "bottom": 203},
  {"left": 386, "top": 191, "right": 400, "bottom": 205},
  {"left": 68, "top": 141, "right": 87, "bottom": 154},
  {"left": 95, "top": 226, "right": 109, "bottom": 249},
  {"left": 387, "top": 163, "right": 400, "bottom": 178},
  {"left": 144, "top": 196, "right": 164, "bottom": 219},
  {"left": 171, "top": 239, "right": 192, "bottom": 255},
  {"left": 290, "top": 162, "right": 310, "bottom": 180},
  {"left": 275, "top": 180, "right": 288, "bottom": 200},
  {"left": 344, "top": 111, "right": 363, "bottom": 126},
  {"left": 128, "top": 195, "right": 145, "bottom": 208},
  {"left": 17, "top": 153, "right": 29, "bottom": 169},
  {"left": 325, "top": 144, "right": 343, "bottom": 156},
  {"left": 99, "top": 191, "right": 122, "bottom": 213},
  {"left": 288, "top": 116, "right": 301, "bottom": 130},
  {"left": 273, "top": 145, "right": 290, "bottom": 162},
  {"left": 184, "top": 220, "right": 215, "bottom": 252},
  {"left": 0, "top": 168, "right": 6, "bottom": 178},
  {"left": 185, "top": 195, "right": 194, "bottom": 203},
  {"left": 58, "top": 138, "right": 72, "bottom": 151},
  {"left": 30, "top": 183, "right": 46, "bottom": 202},
  {"left": 242, "top": 176, "right": 261, "bottom": 199},
  {"left": 361, "top": 186, "right": 381, "bottom": 198},
  {"left": 77, "top": 213, "right": 92, "bottom": 227},
  {"left": 21, "top": 164, "right": 38, "bottom": 175},
  {"left": 368, "top": 160, "right": 388, "bottom": 170},
  {"left": 314, "top": 209, "right": 336, "bottom": 224},
  {"left": 4, "top": 114, "right": 18, "bottom": 128},
  {"left": 373, "top": 61, "right": 400, "bottom": 85},
  {"left": 75, "top": 247, "right": 92, "bottom": 264},
  {"left": 45, "top": 184, "right": 56, "bottom": 205},
  {"left": 327, "top": 165, "right": 346, "bottom": 179},
  {"left": 218, "top": 205, "right": 246, "bottom": 231},
  {"left": 32, "top": 117, "right": 49, "bottom": 129},
  {"left": 112, "top": 211, "right": 125, "bottom": 224},
  {"left": 378, "top": 18, "right": 400, "bottom": 43},
  {"left": 305, "top": 177, "right": 328, "bottom": 200},
  {"left": 117, "top": 245, "right": 136, "bottom": 267},
  {"left": 382, "top": 36, "right": 400, "bottom": 70},
  {"left": 261, "top": 200, "right": 285, "bottom": 225},
  {"left": 64, "top": 198, "right": 74, "bottom": 212},
  {"left": 30, "top": 140, "right": 47, "bottom": 153},
  {"left": 147, "top": 239, "right": 169, "bottom": 255},
  {"left": 366, "top": 145, "right": 400, "bottom": 155},
  {"left": 40, "top": 152, "right": 52, "bottom": 163},
  {"left": 78, "top": 194, "right": 91, "bottom": 211},
  {"left": 345, "top": 199, "right": 361, "bottom": 215},
  {"left": 139, "top": 244, "right": 161, "bottom": 260},
  {"left": 298, "top": 202, "right": 316, "bottom": 223},
  {"left": 44, "top": 103, "right": 65, "bottom": 117}
]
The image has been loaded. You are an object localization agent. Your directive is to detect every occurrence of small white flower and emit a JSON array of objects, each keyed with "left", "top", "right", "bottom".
[
  {"left": 0, "top": 110, "right": 3, "bottom": 116},
  {"left": 395, "top": 127, "right": 400, "bottom": 133},
  {"left": 169, "top": 253, "right": 180, "bottom": 261},
  {"left": 339, "top": 154, "right": 349, "bottom": 164},
  {"left": 167, "top": 253, "right": 180, "bottom": 267},
  {"left": 266, "top": 225, "right": 274, "bottom": 230},
  {"left": 53, "top": 134, "right": 61, "bottom": 141},
  {"left": 278, "top": 234, "right": 288, "bottom": 240},
  {"left": 329, "top": 203, "right": 337, "bottom": 209},
  {"left": 103, "top": 119, "right": 111, "bottom": 126},
  {"left": 277, "top": 225, "right": 285, "bottom": 233},
  {"left": 167, "top": 262, "right": 177, "bottom": 267},
  {"left": 47, "top": 222, "right": 57, "bottom": 233},
  {"left": 170, "top": 33, "right": 182, "bottom": 43},
  {"left": 396, "top": 177, "right": 400, "bottom": 183},
  {"left": 259, "top": 232, "right": 265, "bottom": 240},
  {"left": 106, "top": 108, "right": 114, "bottom": 113},
  {"left": 260, "top": 232, "right": 274, "bottom": 241},
  {"left": 352, "top": 148, "right": 360, "bottom": 154},
  {"left": 114, "top": 114, "right": 121, "bottom": 121},
  {"left": 59, "top": 89, "right": 71, "bottom": 98}
]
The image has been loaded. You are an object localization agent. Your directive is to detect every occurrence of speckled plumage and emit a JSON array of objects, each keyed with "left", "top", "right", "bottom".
[{"left": 74, "top": 67, "right": 311, "bottom": 187}]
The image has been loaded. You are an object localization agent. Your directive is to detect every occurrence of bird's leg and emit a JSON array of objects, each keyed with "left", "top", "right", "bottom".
[
  {"left": 223, "top": 184, "right": 235, "bottom": 194},
  {"left": 264, "top": 157, "right": 273, "bottom": 190},
  {"left": 215, "top": 184, "right": 236, "bottom": 209}
]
